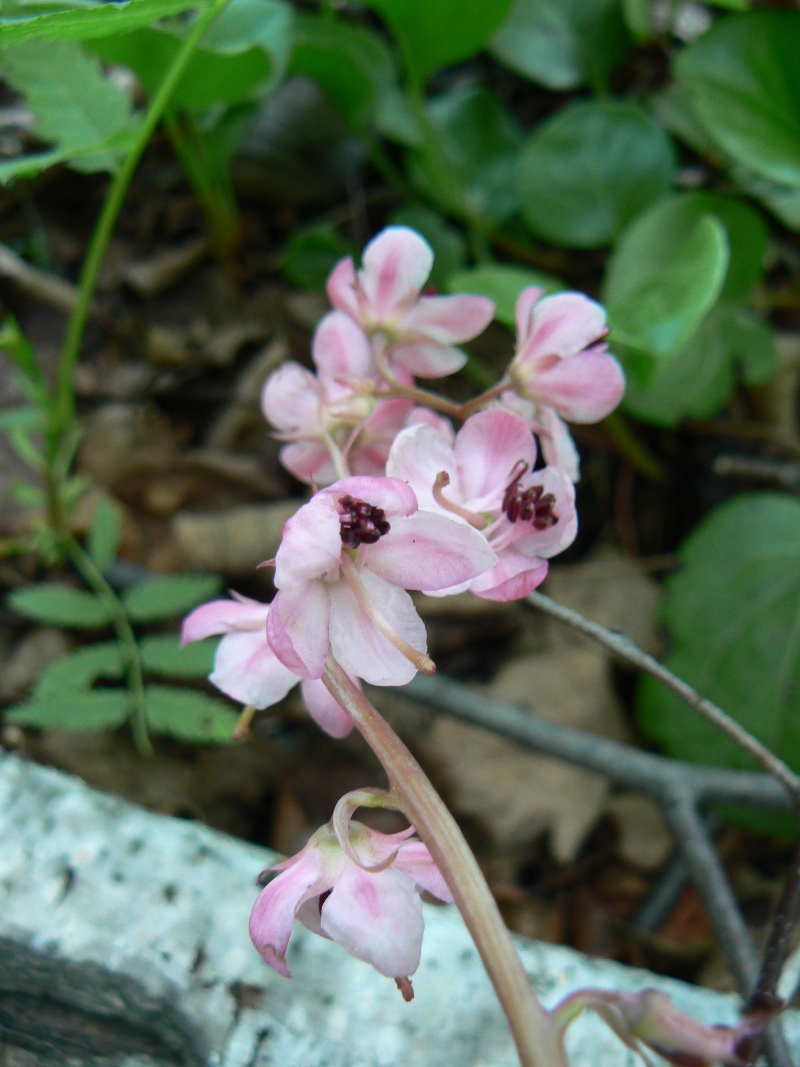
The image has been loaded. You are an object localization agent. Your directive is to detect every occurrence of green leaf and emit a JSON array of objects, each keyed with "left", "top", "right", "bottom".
[
  {"left": 283, "top": 224, "right": 353, "bottom": 290},
  {"left": 122, "top": 573, "right": 223, "bottom": 623},
  {"left": 35, "top": 641, "right": 124, "bottom": 695},
  {"left": 10, "top": 480, "right": 43, "bottom": 505},
  {"left": 0, "top": 0, "right": 207, "bottom": 45},
  {"left": 0, "top": 406, "right": 44, "bottom": 433},
  {"left": 675, "top": 10, "right": 800, "bottom": 190},
  {"left": 90, "top": 0, "right": 294, "bottom": 113},
  {"left": 519, "top": 101, "right": 676, "bottom": 248},
  {"left": 390, "top": 207, "right": 467, "bottom": 291},
  {"left": 491, "top": 0, "right": 631, "bottom": 92},
  {"left": 8, "top": 584, "right": 116, "bottom": 628},
  {"left": 87, "top": 496, "right": 121, "bottom": 572},
  {"left": 145, "top": 684, "right": 238, "bottom": 742},
  {"left": 6, "top": 426, "right": 43, "bottom": 469},
  {"left": 6, "top": 689, "right": 130, "bottom": 731},
  {"left": 446, "top": 264, "right": 564, "bottom": 329},
  {"left": 0, "top": 39, "right": 138, "bottom": 174},
  {"left": 637, "top": 493, "right": 800, "bottom": 835},
  {"left": 360, "top": 0, "right": 512, "bottom": 84},
  {"left": 140, "top": 634, "right": 217, "bottom": 678},
  {"left": 407, "top": 84, "right": 523, "bottom": 227},
  {"left": 678, "top": 193, "right": 767, "bottom": 302},
  {"left": 603, "top": 195, "right": 729, "bottom": 367},
  {"left": 623, "top": 304, "right": 778, "bottom": 427}
]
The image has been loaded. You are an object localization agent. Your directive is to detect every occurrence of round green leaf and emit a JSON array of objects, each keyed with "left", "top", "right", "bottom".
[
  {"left": 145, "top": 685, "right": 239, "bottom": 743},
  {"left": 519, "top": 101, "right": 676, "bottom": 248},
  {"left": 8, "top": 584, "right": 116, "bottom": 628},
  {"left": 675, "top": 10, "right": 800, "bottom": 190},
  {"left": 491, "top": 0, "right": 631, "bottom": 91},
  {"left": 604, "top": 195, "right": 729, "bottom": 363},
  {"left": 446, "top": 264, "right": 564, "bottom": 329}
]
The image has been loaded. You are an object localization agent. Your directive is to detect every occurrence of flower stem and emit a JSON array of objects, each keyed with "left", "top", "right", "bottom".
[{"left": 322, "top": 657, "right": 566, "bottom": 1067}]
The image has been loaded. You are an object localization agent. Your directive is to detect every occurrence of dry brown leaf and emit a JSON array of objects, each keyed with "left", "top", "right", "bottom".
[{"left": 605, "top": 793, "right": 672, "bottom": 871}]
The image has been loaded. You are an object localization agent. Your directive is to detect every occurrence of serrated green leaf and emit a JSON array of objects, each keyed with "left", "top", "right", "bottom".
[
  {"left": 8, "top": 584, "right": 116, "bottom": 627},
  {"left": 0, "top": 0, "right": 207, "bottom": 45},
  {"left": 675, "top": 11, "right": 800, "bottom": 191},
  {"left": 88, "top": 496, "right": 121, "bottom": 572},
  {"left": 447, "top": 265, "right": 564, "bottom": 329},
  {"left": 122, "top": 573, "right": 223, "bottom": 623},
  {"left": 140, "top": 634, "right": 216, "bottom": 678},
  {"left": 0, "top": 127, "right": 138, "bottom": 184},
  {"left": 35, "top": 641, "right": 124, "bottom": 695},
  {"left": 604, "top": 195, "right": 729, "bottom": 367},
  {"left": 491, "top": 0, "right": 630, "bottom": 92},
  {"left": 519, "top": 101, "right": 676, "bottom": 248},
  {"left": 145, "top": 684, "right": 238, "bottom": 742},
  {"left": 637, "top": 493, "right": 800, "bottom": 835},
  {"left": 6, "top": 689, "right": 130, "bottom": 730},
  {"left": 1, "top": 39, "right": 138, "bottom": 175}
]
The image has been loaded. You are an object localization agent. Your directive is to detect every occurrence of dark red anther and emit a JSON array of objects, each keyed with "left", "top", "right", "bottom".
[
  {"left": 338, "top": 494, "right": 391, "bottom": 547},
  {"left": 502, "top": 463, "right": 558, "bottom": 530}
]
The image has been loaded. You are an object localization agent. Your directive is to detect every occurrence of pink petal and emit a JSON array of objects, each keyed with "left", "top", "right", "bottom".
[
  {"left": 400, "top": 293, "right": 494, "bottom": 344},
  {"left": 394, "top": 840, "right": 454, "bottom": 904},
  {"left": 537, "top": 407, "right": 581, "bottom": 482},
  {"left": 261, "top": 362, "right": 322, "bottom": 433},
  {"left": 278, "top": 440, "right": 339, "bottom": 486},
  {"left": 312, "top": 311, "right": 375, "bottom": 381},
  {"left": 320, "top": 863, "right": 424, "bottom": 978},
  {"left": 515, "top": 286, "right": 547, "bottom": 344},
  {"left": 469, "top": 551, "right": 549, "bottom": 602},
  {"left": 365, "top": 511, "right": 497, "bottom": 591},
  {"left": 249, "top": 847, "right": 339, "bottom": 977},
  {"left": 360, "top": 227, "right": 433, "bottom": 322},
  {"left": 319, "top": 475, "right": 418, "bottom": 520},
  {"left": 300, "top": 678, "right": 355, "bottom": 738},
  {"left": 525, "top": 348, "right": 625, "bottom": 423},
  {"left": 326, "top": 256, "right": 362, "bottom": 321},
  {"left": 182, "top": 599, "right": 268, "bottom": 644},
  {"left": 348, "top": 398, "right": 415, "bottom": 478},
  {"left": 517, "top": 292, "right": 608, "bottom": 365},
  {"left": 210, "top": 629, "right": 298, "bottom": 709},
  {"left": 388, "top": 339, "right": 467, "bottom": 377},
  {"left": 267, "top": 583, "right": 331, "bottom": 680},
  {"left": 328, "top": 570, "right": 426, "bottom": 686},
  {"left": 454, "top": 409, "right": 537, "bottom": 504},
  {"left": 274, "top": 494, "right": 343, "bottom": 586},
  {"left": 386, "top": 423, "right": 456, "bottom": 510}
]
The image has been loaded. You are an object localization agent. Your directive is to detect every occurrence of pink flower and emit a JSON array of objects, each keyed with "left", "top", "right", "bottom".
[
  {"left": 327, "top": 226, "right": 494, "bottom": 378},
  {"left": 266, "top": 476, "right": 497, "bottom": 685},
  {"left": 249, "top": 819, "right": 453, "bottom": 983},
  {"left": 181, "top": 595, "right": 354, "bottom": 738},
  {"left": 386, "top": 408, "right": 577, "bottom": 601},
  {"left": 505, "top": 287, "right": 625, "bottom": 481}
]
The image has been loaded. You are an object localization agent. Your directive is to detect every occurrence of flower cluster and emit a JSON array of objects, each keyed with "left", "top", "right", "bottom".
[{"left": 183, "top": 225, "right": 626, "bottom": 989}]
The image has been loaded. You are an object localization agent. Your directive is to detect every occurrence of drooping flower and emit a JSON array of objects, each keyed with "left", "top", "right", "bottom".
[
  {"left": 266, "top": 476, "right": 497, "bottom": 685},
  {"left": 181, "top": 595, "right": 354, "bottom": 738},
  {"left": 505, "top": 287, "right": 626, "bottom": 481},
  {"left": 249, "top": 819, "right": 452, "bottom": 986},
  {"left": 326, "top": 226, "right": 495, "bottom": 378},
  {"left": 386, "top": 408, "right": 576, "bottom": 602}
]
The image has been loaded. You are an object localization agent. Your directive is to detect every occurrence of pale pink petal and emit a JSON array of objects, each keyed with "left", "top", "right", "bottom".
[
  {"left": 312, "top": 311, "right": 375, "bottom": 381},
  {"left": 366, "top": 511, "right": 497, "bottom": 591},
  {"left": 388, "top": 339, "right": 467, "bottom": 377},
  {"left": 515, "top": 286, "right": 547, "bottom": 344},
  {"left": 518, "top": 292, "right": 607, "bottom": 365},
  {"left": 326, "top": 256, "right": 362, "bottom": 321},
  {"left": 249, "top": 847, "right": 339, "bottom": 977},
  {"left": 274, "top": 494, "right": 343, "bottom": 586},
  {"left": 349, "top": 398, "right": 414, "bottom": 477},
  {"left": 279, "top": 440, "right": 338, "bottom": 486},
  {"left": 320, "top": 475, "right": 418, "bottom": 519},
  {"left": 537, "top": 407, "right": 581, "bottom": 482},
  {"left": 454, "top": 409, "right": 537, "bottom": 504},
  {"left": 182, "top": 599, "right": 267, "bottom": 644},
  {"left": 300, "top": 678, "right": 354, "bottom": 738},
  {"left": 211, "top": 630, "right": 298, "bottom": 709},
  {"left": 469, "top": 551, "right": 549, "bottom": 602},
  {"left": 360, "top": 227, "right": 433, "bottom": 322},
  {"left": 385, "top": 423, "right": 456, "bottom": 510},
  {"left": 328, "top": 571, "right": 426, "bottom": 686},
  {"left": 400, "top": 293, "right": 494, "bottom": 344},
  {"left": 320, "top": 864, "right": 424, "bottom": 978},
  {"left": 404, "top": 406, "right": 455, "bottom": 441},
  {"left": 261, "top": 362, "right": 322, "bottom": 433},
  {"left": 525, "top": 348, "right": 625, "bottom": 423},
  {"left": 394, "top": 840, "right": 454, "bottom": 904},
  {"left": 267, "top": 583, "right": 331, "bottom": 680}
]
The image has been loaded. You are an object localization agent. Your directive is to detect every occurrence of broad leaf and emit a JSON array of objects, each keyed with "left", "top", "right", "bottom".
[
  {"left": 88, "top": 496, "right": 121, "bottom": 572},
  {"left": 603, "top": 195, "right": 729, "bottom": 368},
  {"left": 8, "top": 584, "right": 116, "bottom": 628},
  {"left": 360, "top": 0, "right": 512, "bottom": 84},
  {"left": 491, "top": 0, "right": 630, "bottom": 92},
  {"left": 0, "top": 0, "right": 206, "bottom": 45},
  {"left": 0, "top": 39, "right": 137, "bottom": 174},
  {"left": 675, "top": 11, "right": 800, "bottom": 190},
  {"left": 35, "top": 642, "right": 124, "bottom": 695},
  {"left": 519, "top": 101, "right": 676, "bottom": 248},
  {"left": 6, "top": 689, "right": 130, "bottom": 730},
  {"left": 122, "top": 573, "right": 222, "bottom": 623},
  {"left": 145, "top": 684, "right": 238, "bottom": 742},
  {"left": 446, "top": 264, "right": 564, "bottom": 329},
  {"left": 140, "top": 634, "right": 217, "bottom": 678},
  {"left": 637, "top": 493, "right": 800, "bottom": 832}
]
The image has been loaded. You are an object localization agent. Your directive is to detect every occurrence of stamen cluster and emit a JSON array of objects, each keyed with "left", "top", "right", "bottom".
[
  {"left": 502, "top": 464, "right": 558, "bottom": 529},
  {"left": 338, "top": 494, "right": 391, "bottom": 547}
]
